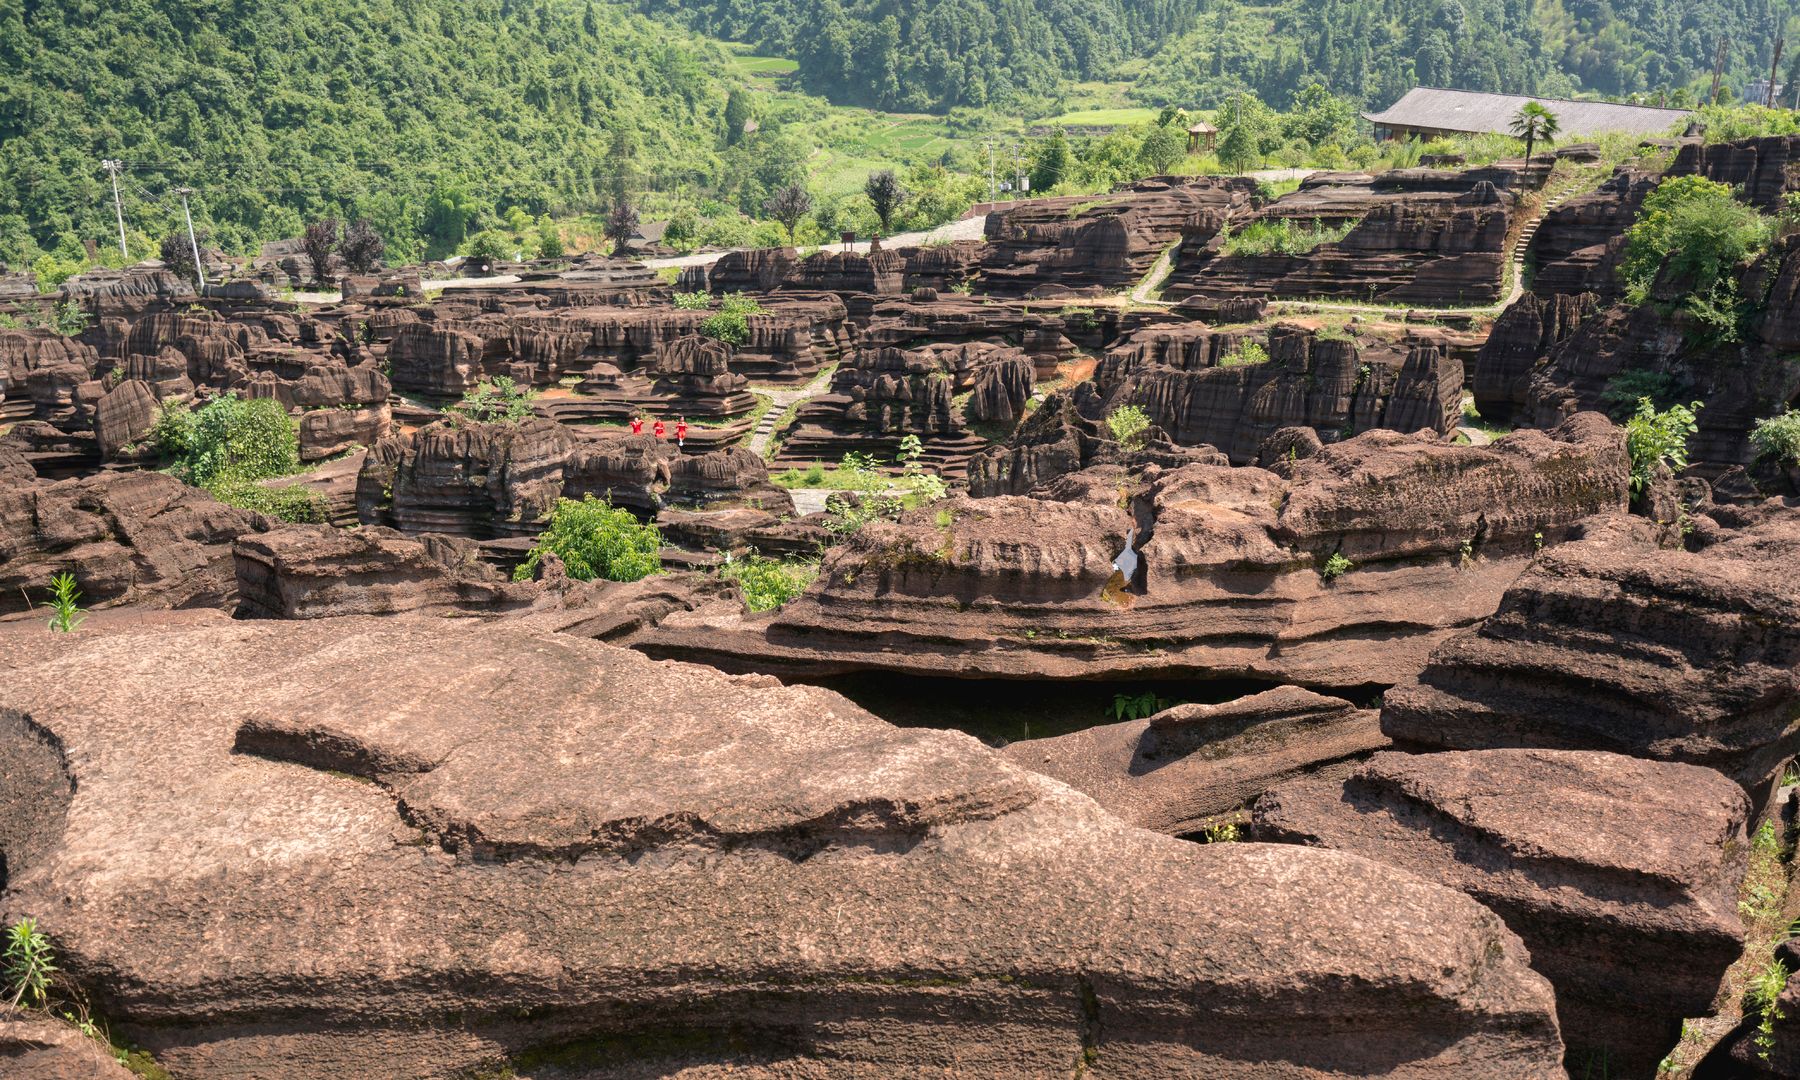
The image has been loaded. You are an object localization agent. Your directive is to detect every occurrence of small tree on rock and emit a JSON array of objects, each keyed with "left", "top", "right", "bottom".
[
  {"left": 339, "top": 219, "right": 386, "bottom": 274},
  {"left": 159, "top": 230, "right": 202, "bottom": 285},
  {"left": 763, "top": 183, "right": 813, "bottom": 244},
  {"left": 1509, "top": 101, "right": 1560, "bottom": 169},
  {"left": 301, "top": 217, "right": 341, "bottom": 285},
  {"left": 606, "top": 195, "right": 640, "bottom": 255},
  {"left": 864, "top": 170, "right": 905, "bottom": 236}
]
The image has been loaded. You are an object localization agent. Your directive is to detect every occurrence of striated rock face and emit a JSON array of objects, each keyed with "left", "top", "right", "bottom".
[
  {"left": 358, "top": 418, "right": 576, "bottom": 538},
  {"left": 0, "top": 1006, "right": 137, "bottom": 1078},
  {"left": 901, "top": 240, "right": 983, "bottom": 293},
  {"left": 1382, "top": 507, "right": 1800, "bottom": 793},
  {"left": 707, "top": 247, "right": 797, "bottom": 293},
  {"left": 785, "top": 249, "right": 905, "bottom": 296},
  {"left": 0, "top": 471, "right": 266, "bottom": 614},
  {"left": 1471, "top": 291, "right": 1601, "bottom": 425},
  {"left": 979, "top": 177, "right": 1252, "bottom": 298},
  {"left": 0, "top": 618, "right": 1566, "bottom": 1079},
  {"left": 1168, "top": 174, "right": 1512, "bottom": 306},
  {"left": 1099, "top": 325, "right": 1464, "bottom": 464},
  {"left": 1004, "top": 687, "right": 1387, "bottom": 835},
  {"left": 1669, "top": 134, "right": 1800, "bottom": 210},
  {"left": 92, "top": 379, "right": 159, "bottom": 458},
  {"left": 1255, "top": 748, "right": 1750, "bottom": 1080},
  {"left": 1527, "top": 169, "right": 1656, "bottom": 299},
  {"left": 967, "top": 386, "right": 1229, "bottom": 497},
  {"left": 641, "top": 415, "right": 1629, "bottom": 689},
  {"left": 234, "top": 525, "right": 538, "bottom": 618}
]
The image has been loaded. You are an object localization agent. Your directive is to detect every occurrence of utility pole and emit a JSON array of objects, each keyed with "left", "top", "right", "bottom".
[
  {"left": 174, "top": 186, "right": 205, "bottom": 289},
  {"left": 100, "top": 159, "right": 127, "bottom": 259},
  {"left": 987, "top": 137, "right": 996, "bottom": 204},
  {"left": 1769, "top": 34, "right": 1786, "bottom": 109},
  {"left": 1711, "top": 38, "right": 1729, "bottom": 105}
]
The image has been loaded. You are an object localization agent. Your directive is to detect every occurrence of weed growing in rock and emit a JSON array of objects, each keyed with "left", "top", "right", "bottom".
[
  {"left": 455, "top": 376, "right": 535, "bottom": 425},
  {"left": 672, "top": 291, "right": 711, "bottom": 310},
  {"left": 1749, "top": 958, "right": 1790, "bottom": 1061},
  {"left": 1319, "top": 552, "right": 1354, "bottom": 582},
  {"left": 1202, "top": 822, "right": 1241, "bottom": 843},
  {"left": 515, "top": 495, "right": 660, "bottom": 583},
  {"left": 1751, "top": 411, "right": 1800, "bottom": 467},
  {"left": 1218, "top": 341, "right": 1269, "bottom": 368},
  {"left": 1108, "top": 691, "right": 1170, "bottom": 722},
  {"left": 5, "top": 918, "right": 55, "bottom": 1007},
  {"left": 1221, "top": 217, "right": 1356, "bottom": 257},
  {"left": 1624, "top": 397, "right": 1701, "bottom": 496},
  {"left": 41, "top": 572, "right": 85, "bottom": 633},
  {"left": 1106, "top": 404, "right": 1151, "bottom": 449},
  {"left": 718, "top": 554, "right": 819, "bottom": 612}
]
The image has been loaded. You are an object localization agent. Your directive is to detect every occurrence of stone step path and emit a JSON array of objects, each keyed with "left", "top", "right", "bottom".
[{"left": 748, "top": 366, "right": 837, "bottom": 458}]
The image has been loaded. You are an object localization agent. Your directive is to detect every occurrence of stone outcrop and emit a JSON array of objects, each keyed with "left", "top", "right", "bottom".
[
  {"left": 967, "top": 385, "right": 1229, "bottom": 497},
  {"left": 1003, "top": 687, "right": 1386, "bottom": 835},
  {"left": 234, "top": 525, "right": 538, "bottom": 618},
  {"left": 0, "top": 471, "right": 266, "bottom": 614},
  {"left": 1098, "top": 324, "right": 1464, "bottom": 464},
  {"left": 1471, "top": 291, "right": 1601, "bottom": 425},
  {"left": 1382, "top": 506, "right": 1800, "bottom": 794},
  {"left": 0, "top": 618, "right": 1567, "bottom": 1079},
  {"left": 785, "top": 249, "right": 905, "bottom": 296},
  {"left": 640, "top": 414, "right": 1630, "bottom": 689},
  {"left": 1526, "top": 169, "right": 1656, "bottom": 299},
  {"left": 0, "top": 1007, "right": 136, "bottom": 1079},
  {"left": 1167, "top": 172, "right": 1512, "bottom": 306},
  {"left": 1255, "top": 748, "right": 1750, "bottom": 1079},
  {"left": 979, "top": 177, "right": 1252, "bottom": 298},
  {"left": 358, "top": 418, "right": 576, "bottom": 537}
]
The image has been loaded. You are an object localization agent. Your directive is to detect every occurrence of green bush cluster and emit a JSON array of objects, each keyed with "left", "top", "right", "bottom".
[
  {"left": 158, "top": 396, "right": 300, "bottom": 489},
  {"left": 718, "top": 555, "right": 819, "bottom": 612},
  {"left": 454, "top": 377, "right": 536, "bottom": 425},
  {"left": 1751, "top": 411, "right": 1800, "bottom": 467},
  {"left": 1623, "top": 397, "right": 1701, "bottom": 496},
  {"left": 697, "top": 294, "right": 763, "bottom": 347},
  {"left": 1618, "top": 175, "right": 1772, "bottom": 343},
  {"left": 1105, "top": 405, "right": 1152, "bottom": 449},
  {"left": 515, "top": 496, "right": 661, "bottom": 583},
  {"left": 1221, "top": 217, "right": 1356, "bottom": 257},
  {"left": 1218, "top": 341, "right": 1270, "bottom": 367}
]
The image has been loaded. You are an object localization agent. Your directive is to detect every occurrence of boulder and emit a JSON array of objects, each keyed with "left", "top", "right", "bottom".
[
  {"left": 1255, "top": 748, "right": 1750, "bottom": 1079},
  {"left": 358, "top": 418, "right": 575, "bottom": 538},
  {"left": 92, "top": 379, "right": 159, "bottom": 459},
  {"left": 1471, "top": 291, "right": 1600, "bottom": 425},
  {"left": 0, "top": 471, "right": 266, "bottom": 614},
  {"left": 234, "top": 525, "right": 538, "bottom": 618},
  {"left": 0, "top": 618, "right": 1567, "bottom": 1078},
  {"left": 1382, "top": 506, "right": 1800, "bottom": 794},
  {"left": 1003, "top": 687, "right": 1387, "bottom": 835}
]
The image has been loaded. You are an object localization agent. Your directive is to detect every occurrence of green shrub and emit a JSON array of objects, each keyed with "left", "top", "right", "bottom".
[
  {"left": 1751, "top": 411, "right": 1800, "bottom": 466},
  {"left": 1218, "top": 341, "right": 1269, "bottom": 367},
  {"left": 52, "top": 300, "right": 88, "bottom": 337},
  {"left": 719, "top": 555, "right": 819, "bottom": 612},
  {"left": 464, "top": 230, "right": 511, "bottom": 265},
  {"left": 1319, "top": 552, "right": 1354, "bottom": 581},
  {"left": 171, "top": 395, "right": 300, "bottom": 488},
  {"left": 454, "top": 376, "right": 535, "bottom": 425},
  {"left": 1624, "top": 397, "right": 1701, "bottom": 495},
  {"left": 672, "top": 291, "right": 712, "bottom": 310},
  {"left": 149, "top": 400, "right": 196, "bottom": 459},
  {"left": 718, "top": 293, "right": 762, "bottom": 316},
  {"left": 1202, "top": 822, "right": 1241, "bottom": 843},
  {"left": 514, "top": 495, "right": 660, "bottom": 582},
  {"left": 1600, "top": 370, "right": 1680, "bottom": 419},
  {"left": 4, "top": 918, "right": 55, "bottom": 1007},
  {"left": 1108, "top": 690, "right": 1171, "bottom": 721},
  {"left": 1106, "top": 404, "right": 1152, "bottom": 448},
  {"left": 1618, "top": 175, "right": 1772, "bottom": 338},
  {"left": 1222, "top": 217, "right": 1357, "bottom": 257},
  {"left": 698, "top": 310, "right": 750, "bottom": 346},
  {"left": 209, "top": 481, "right": 330, "bottom": 523}
]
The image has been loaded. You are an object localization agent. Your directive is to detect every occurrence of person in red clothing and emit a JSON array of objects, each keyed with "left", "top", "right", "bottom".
[
  {"left": 675, "top": 417, "right": 688, "bottom": 448},
  {"left": 652, "top": 418, "right": 666, "bottom": 440},
  {"left": 629, "top": 415, "right": 644, "bottom": 436}
]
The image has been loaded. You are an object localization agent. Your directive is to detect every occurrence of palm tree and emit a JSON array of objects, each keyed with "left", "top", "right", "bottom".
[{"left": 1509, "top": 101, "right": 1561, "bottom": 171}]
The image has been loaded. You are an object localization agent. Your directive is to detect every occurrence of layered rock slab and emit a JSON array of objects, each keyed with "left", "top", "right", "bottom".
[
  {"left": 0, "top": 619, "right": 1564, "bottom": 1078},
  {"left": 1254, "top": 749, "right": 1750, "bottom": 1080},
  {"left": 1382, "top": 508, "right": 1800, "bottom": 792},
  {"left": 1002, "top": 687, "right": 1387, "bottom": 835}
]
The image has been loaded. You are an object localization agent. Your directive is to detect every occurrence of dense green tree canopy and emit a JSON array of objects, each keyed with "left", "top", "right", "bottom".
[{"left": 0, "top": 0, "right": 738, "bottom": 265}]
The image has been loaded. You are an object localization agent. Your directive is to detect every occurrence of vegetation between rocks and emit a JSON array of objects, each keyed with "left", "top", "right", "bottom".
[
  {"left": 515, "top": 495, "right": 662, "bottom": 583},
  {"left": 718, "top": 554, "right": 819, "bottom": 612}
]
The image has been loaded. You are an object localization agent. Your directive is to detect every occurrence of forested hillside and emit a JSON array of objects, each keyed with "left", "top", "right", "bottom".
[
  {"left": 0, "top": 0, "right": 747, "bottom": 265},
  {"left": 1131, "top": 0, "right": 1799, "bottom": 110},
  {"left": 636, "top": 0, "right": 1204, "bottom": 111}
]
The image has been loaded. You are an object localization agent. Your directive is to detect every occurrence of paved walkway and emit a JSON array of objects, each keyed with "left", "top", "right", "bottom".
[{"left": 644, "top": 216, "right": 987, "bottom": 272}]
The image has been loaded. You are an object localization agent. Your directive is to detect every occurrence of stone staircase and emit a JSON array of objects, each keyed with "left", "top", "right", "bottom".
[{"left": 1507, "top": 167, "right": 1605, "bottom": 299}]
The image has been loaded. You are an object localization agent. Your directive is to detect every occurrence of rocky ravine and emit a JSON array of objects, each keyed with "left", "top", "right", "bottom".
[{"left": 0, "top": 618, "right": 1568, "bottom": 1079}]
